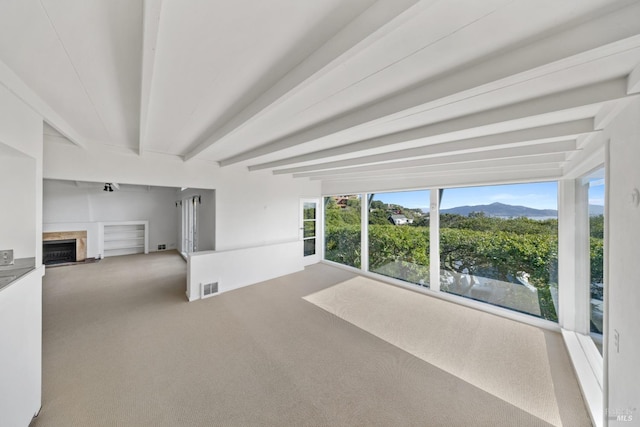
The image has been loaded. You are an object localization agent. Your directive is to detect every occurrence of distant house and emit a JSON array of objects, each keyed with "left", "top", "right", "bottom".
[
  {"left": 333, "top": 195, "right": 359, "bottom": 209},
  {"left": 389, "top": 214, "right": 411, "bottom": 225}
]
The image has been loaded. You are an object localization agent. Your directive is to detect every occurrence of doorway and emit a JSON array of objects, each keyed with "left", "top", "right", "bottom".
[
  {"left": 181, "top": 196, "right": 198, "bottom": 255},
  {"left": 300, "top": 199, "right": 320, "bottom": 265}
]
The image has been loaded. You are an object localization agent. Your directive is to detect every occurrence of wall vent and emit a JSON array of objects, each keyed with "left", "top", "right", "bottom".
[{"left": 201, "top": 282, "right": 218, "bottom": 299}]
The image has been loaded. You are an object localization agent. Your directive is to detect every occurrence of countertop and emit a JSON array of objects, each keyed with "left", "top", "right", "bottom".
[{"left": 0, "top": 258, "right": 36, "bottom": 291}]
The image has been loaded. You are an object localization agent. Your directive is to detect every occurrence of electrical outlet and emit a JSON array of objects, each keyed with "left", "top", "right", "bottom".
[{"left": 0, "top": 249, "right": 14, "bottom": 266}]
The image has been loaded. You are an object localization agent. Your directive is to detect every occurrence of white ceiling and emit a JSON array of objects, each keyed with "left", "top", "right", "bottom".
[{"left": 1, "top": 0, "right": 640, "bottom": 184}]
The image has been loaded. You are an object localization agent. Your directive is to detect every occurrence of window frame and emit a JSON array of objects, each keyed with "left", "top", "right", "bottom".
[{"left": 321, "top": 180, "right": 563, "bottom": 331}]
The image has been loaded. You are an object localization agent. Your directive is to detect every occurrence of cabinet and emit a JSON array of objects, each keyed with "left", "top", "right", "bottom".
[{"left": 99, "top": 221, "right": 148, "bottom": 258}]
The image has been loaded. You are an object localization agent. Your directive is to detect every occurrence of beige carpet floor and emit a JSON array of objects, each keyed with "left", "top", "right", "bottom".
[
  {"left": 304, "top": 276, "right": 585, "bottom": 426},
  {"left": 33, "top": 251, "right": 591, "bottom": 426}
]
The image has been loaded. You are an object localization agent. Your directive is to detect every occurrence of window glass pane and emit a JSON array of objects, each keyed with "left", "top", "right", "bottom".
[
  {"left": 368, "top": 190, "right": 430, "bottom": 287},
  {"left": 324, "top": 195, "right": 361, "bottom": 268},
  {"left": 303, "top": 202, "right": 316, "bottom": 220},
  {"left": 303, "top": 220, "right": 315, "bottom": 238},
  {"left": 439, "top": 182, "right": 558, "bottom": 321},
  {"left": 304, "top": 239, "right": 316, "bottom": 257},
  {"left": 589, "top": 174, "right": 604, "bottom": 354}
]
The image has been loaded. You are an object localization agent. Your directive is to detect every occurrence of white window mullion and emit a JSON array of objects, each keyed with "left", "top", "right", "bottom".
[
  {"left": 430, "top": 189, "right": 440, "bottom": 292},
  {"left": 558, "top": 179, "right": 590, "bottom": 333},
  {"left": 361, "top": 192, "right": 369, "bottom": 272}
]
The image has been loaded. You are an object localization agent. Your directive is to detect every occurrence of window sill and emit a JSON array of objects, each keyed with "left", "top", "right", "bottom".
[{"left": 561, "top": 329, "right": 603, "bottom": 427}]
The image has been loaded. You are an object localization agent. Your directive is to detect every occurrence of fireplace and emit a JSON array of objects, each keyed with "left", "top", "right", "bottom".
[
  {"left": 43, "top": 239, "right": 77, "bottom": 265},
  {"left": 42, "top": 231, "right": 87, "bottom": 265}
]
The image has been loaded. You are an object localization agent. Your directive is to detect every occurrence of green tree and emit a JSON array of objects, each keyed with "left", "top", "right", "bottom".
[
  {"left": 369, "top": 209, "right": 390, "bottom": 225},
  {"left": 590, "top": 215, "right": 604, "bottom": 239}
]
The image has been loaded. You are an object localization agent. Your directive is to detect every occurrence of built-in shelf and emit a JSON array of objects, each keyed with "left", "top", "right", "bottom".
[{"left": 99, "top": 221, "right": 148, "bottom": 258}]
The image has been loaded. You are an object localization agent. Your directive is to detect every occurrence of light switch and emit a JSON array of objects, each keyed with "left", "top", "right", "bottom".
[{"left": 0, "top": 249, "right": 14, "bottom": 266}]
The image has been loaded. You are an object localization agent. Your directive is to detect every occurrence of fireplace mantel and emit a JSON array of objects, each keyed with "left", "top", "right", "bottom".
[{"left": 43, "top": 231, "right": 87, "bottom": 262}]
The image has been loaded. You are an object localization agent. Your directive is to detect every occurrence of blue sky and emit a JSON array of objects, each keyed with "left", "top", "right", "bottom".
[
  {"left": 372, "top": 182, "right": 564, "bottom": 210},
  {"left": 372, "top": 180, "right": 605, "bottom": 210},
  {"left": 373, "top": 189, "right": 431, "bottom": 209},
  {"left": 589, "top": 179, "right": 605, "bottom": 206},
  {"left": 440, "top": 182, "right": 559, "bottom": 210}
]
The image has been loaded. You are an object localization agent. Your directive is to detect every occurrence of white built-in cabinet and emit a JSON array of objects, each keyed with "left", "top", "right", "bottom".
[{"left": 99, "top": 221, "right": 149, "bottom": 258}]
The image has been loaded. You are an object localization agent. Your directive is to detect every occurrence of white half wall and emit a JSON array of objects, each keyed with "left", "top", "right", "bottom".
[
  {"left": 43, "top": 180, "right": 179, "bottom": 258},
  {"left": 187, "top": 240, "right": 303, "bottom": 301},
  {"left": 0, "top": 268, "right": 44, "bottom": 427},
  {"left": 603, "top": 98, "right": 640, "bottom": 424}
]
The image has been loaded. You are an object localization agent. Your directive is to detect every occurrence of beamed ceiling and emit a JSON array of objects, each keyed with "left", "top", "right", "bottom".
[{"left": 2, "top": 0, "right": 640, "bottom": 185}]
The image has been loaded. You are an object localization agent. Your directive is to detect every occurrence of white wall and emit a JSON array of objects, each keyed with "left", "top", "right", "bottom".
[
  {"left": 0, "top": 85, "right": 43, "bottom": 426},
  {"left": 0, "top": 146, "right": 36, "bottom": 259},
  {"left": 43, "top": 180, "right": 179, "bottom": 257},
  {"left": 603, "top": 98, "right": 640, "bottom": 424},
  {"left": 44, "top": 140, "right": 320, "bottom": 298},
  {"left": 44, "top": 143, "right": 321, "bottom": 252},
  {"left": 0, "top": 84, "right": 43, "bottom": 264},
  {"left": 214, "top": 167, "right": 317, "bottom": 251}
]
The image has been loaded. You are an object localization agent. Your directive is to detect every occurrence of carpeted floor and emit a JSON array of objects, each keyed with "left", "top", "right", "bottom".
[
  {"left": 33, "top": 251, "right": 591, "bottom": 426},
  {"left": 304, "top": 276, "right": 587, "bottom": 426}
]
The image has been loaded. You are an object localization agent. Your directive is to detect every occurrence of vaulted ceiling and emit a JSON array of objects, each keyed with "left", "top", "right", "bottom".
[{"left": 1, "top": 0, "right": 640, "bottom": 185}]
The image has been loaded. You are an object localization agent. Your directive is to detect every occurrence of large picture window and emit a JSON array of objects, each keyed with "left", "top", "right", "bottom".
[
  {"left": 438, "top": 182, "right": 559, "bottom": 321},
  {"left": 368, "top": 190, "right": 430, "bottom": 287},
  {"left": 321, "top": 182, "right": 567, "bottom": 324},
  {"left": 324, "top": 195, "right": 361, "bottom": 268}
]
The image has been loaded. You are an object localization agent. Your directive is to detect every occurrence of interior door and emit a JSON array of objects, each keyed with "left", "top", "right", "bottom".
[{"left": 300, "top": 199, "right": 320, "bottom": 265}]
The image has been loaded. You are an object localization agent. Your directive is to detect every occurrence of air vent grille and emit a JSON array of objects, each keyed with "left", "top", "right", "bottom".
[{"left": 201, "top": 282, "right": 218, "bottom": 299}]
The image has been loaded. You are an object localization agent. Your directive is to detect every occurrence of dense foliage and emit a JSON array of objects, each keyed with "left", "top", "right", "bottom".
[
  {"left": 324, "top": 198, "right": 361, "bottom": 267},
  {"left": 324, "top": 197, "right": 604, "bottom": 322}
]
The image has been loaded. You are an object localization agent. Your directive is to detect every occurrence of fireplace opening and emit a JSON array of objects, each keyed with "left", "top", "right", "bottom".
[{"left": 43, "top": 239, "right": 77, "bottom": 265}]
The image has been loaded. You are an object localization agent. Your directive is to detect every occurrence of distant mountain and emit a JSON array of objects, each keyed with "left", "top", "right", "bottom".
[
  {"left": 589, "top": 204, "right": 604, "bottom": 216},
  {"left": 419, "top": 202, "right": 605, "bottom": 218},
  {"left": 440, "top": 202, "right": 557, "bottom": 218}
]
